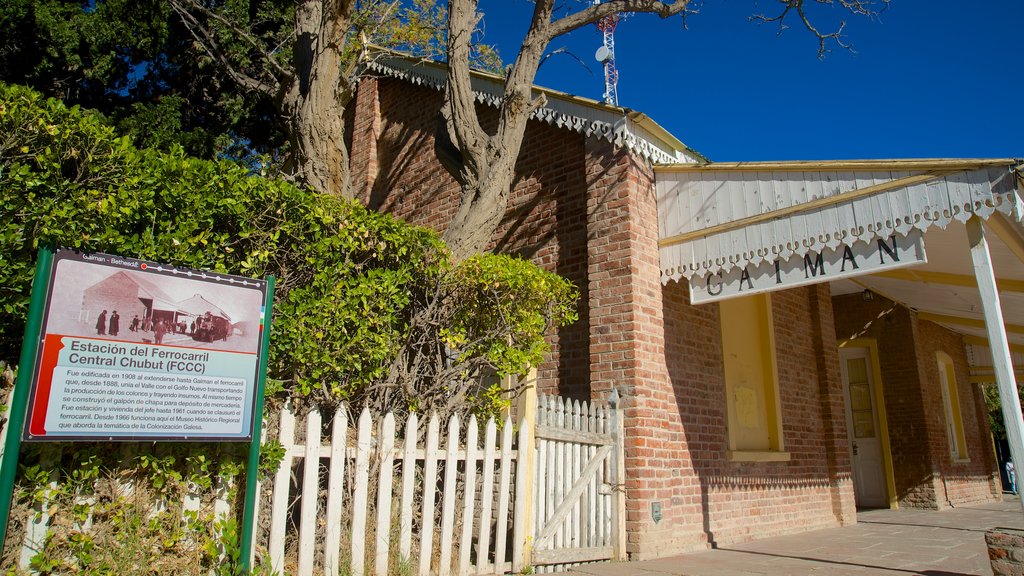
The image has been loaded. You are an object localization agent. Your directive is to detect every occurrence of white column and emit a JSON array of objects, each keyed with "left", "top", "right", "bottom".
[{"left": 967, "top": 216, "right": 1024, "bottom": 514}]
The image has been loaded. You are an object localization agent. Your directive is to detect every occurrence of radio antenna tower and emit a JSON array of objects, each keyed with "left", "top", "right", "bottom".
[{"left": 593, "top": 2, "right": 620, "bottom": 106}]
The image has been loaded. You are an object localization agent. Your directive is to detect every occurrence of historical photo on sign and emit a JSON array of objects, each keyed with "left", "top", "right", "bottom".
[
  {"left": 44, "top": 258, "right": 264, "bottom": 354},
  {"left": 24, "top": 249, "right": 270, "bottom": 442}
]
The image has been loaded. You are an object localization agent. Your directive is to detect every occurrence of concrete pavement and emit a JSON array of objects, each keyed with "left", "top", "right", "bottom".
[{"left": 564, "top": 496, "right": 1024, "bottom": 576}]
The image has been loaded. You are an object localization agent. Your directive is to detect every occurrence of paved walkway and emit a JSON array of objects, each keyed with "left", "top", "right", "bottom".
[{"left": 565, "top": 496, "right": 1024, "bottom": 576}]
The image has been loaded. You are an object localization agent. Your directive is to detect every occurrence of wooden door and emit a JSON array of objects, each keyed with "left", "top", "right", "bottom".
[{"left": 840, "top": 348, "right": 889, "bottom": 508}]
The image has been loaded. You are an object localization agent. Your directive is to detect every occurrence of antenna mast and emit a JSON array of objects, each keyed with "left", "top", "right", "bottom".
[{"left": 593, "top": 2, "right": 620, "bottom": 106}]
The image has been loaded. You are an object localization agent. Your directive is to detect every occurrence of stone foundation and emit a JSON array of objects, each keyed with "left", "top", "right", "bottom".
[{"left": 987, "top": 527, "right": 1024, "bottom": 575}]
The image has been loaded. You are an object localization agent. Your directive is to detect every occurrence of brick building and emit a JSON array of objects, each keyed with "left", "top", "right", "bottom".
[
  {"left": 81, "top": 270, "right": 182, "bottom": 329},
  {"left": 346, "top": 56, "right": 1022, "bottom": 559}
]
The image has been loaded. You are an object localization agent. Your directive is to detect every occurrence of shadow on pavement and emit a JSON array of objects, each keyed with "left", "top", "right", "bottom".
[{"left": 714, "top": 548, "right": 974, "bottom": 576}]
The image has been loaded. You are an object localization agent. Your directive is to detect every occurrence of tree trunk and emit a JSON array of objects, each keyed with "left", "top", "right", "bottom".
[
  {"left": 286, "top": 85, "right": 352, "bottom": 199},
  {"left": 283, "top": 0, "right": 356, "bottom": 198},
  {"left": 440, "top": 0, "right": 548, "bottom": 260},
  {"left": 442, "top": 160, "right": 517, "bottom": 260},
  {"left": 439, "top": 1, "right": 694, "bottom": 260}
]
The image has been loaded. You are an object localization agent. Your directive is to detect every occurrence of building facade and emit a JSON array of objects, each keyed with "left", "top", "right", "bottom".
[{"left": 345, "top": 58, "right": 1010, "bottom": 559}]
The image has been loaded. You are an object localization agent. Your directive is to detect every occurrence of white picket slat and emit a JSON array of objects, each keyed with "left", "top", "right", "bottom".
[
  {"left": 458, "top": 416, "right": 479, "bottom": 574},
  {"left": 418, "top": 414, "right": 441, "bottom": 576},
  {"left": 297, "top": 409, "right": 322, "bottom": 575},
  {"left": 583, "top": 402, "right": 594, "bottom": 548},
  {"left": 399, "top": 412, "right": 418, "bottom": 564},
  {"left": 599, "top": 405, "right": 609, "bottom": 547},
  {"left": 20, "top": 445, "right": 60, "bottom": 569},
  {"left": 572, "top": 401, "right": 582, "bottom": 548},
  {"left": 438, "top": 414, "right": 460, "bottom": 574},
  {"left": 494, "top": 415, "right": 514, "bottom": 570},
  {"left": 268, "top": 401, "right": 295, "bottom": 573},
  {"left": 374, "top": 412, "right": 396, "bottom": 576},
  {"left": 324, "top": 407, "right": 349, "bottom": 576},
  {"left": 351, "top": 407, "right": 373, "bottom": 576},
  {"left": 534, "top": 399, "right": 547, "bottom": 544},
  {"left": 554, "top": 398, "right": 565, "bottom": 548},
  {"left": 475, "top": 418, "right": 497, "bottom": 573},
  {"left": 545, "top": 400, "right": 556, "bottom": 547},
  {"left": 511, "top": 420, "right": 529, "bottom": 573}
]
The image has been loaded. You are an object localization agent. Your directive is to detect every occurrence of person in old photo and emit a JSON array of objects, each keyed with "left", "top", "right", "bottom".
[
  {"left": 95, "top": 309, "right": 107, "bottom": 336},
  {"left": 154, "top": 318, "right": 166, "bottom": 344}
]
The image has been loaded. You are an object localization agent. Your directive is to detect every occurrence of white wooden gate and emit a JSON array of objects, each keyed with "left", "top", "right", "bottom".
[{"left": 530, "top": 391, "right": 625, "bottom": 572}]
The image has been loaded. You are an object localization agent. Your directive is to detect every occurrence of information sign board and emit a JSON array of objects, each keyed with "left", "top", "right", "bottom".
[{"left": 23, "top": 248, "right": 271, "bottom": 442}]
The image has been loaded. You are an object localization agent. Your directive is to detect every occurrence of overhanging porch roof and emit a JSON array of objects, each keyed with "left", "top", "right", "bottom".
[{"left": 654, "top": 158, "right": 1024, "bottom": 377}]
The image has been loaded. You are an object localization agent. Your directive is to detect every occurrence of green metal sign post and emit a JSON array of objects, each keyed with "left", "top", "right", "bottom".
[
  {"left": 240, "top": 275, "right": 274, "bottom": 572},
  {"left": 0, "top": 245, "right": 55, "bottom": 550}
]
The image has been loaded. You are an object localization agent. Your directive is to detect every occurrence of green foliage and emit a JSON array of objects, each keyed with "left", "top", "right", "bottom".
[
  {"left": 984, "top": 383, "right": 1019, "bottom": 442},
  {"left": 0, "top": 0, "right": 236, "bottom": 159},
  {"left": 449, "top": 254, "right": 577, "bottom": 378},
  {"left": 256, "top": 440, "right": 285, "bottom": 481},
  {"left": 0, "top": 82, "right": 577, "bottom": 418},
  {"left": 10, "top": 443, "right": 272, "bottom": 575},
  {"left": 0, "top": 0, "right": 502, "bottom": 170}
]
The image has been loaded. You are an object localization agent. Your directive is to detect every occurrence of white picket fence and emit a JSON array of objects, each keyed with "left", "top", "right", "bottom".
[
  {"left": 263, "top": 403, "right": 527, "bottom": 576},
  {"left": 7, "top": 391, "right": 626, "bottom": 575}
]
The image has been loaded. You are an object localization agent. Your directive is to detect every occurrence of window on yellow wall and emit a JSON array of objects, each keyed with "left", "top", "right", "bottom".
[
  {"left": 720, "top": 294, "right": 787, "bottom": 461},
  {"left": 937, "top": 352, "right": 969, "bottom": 461}
]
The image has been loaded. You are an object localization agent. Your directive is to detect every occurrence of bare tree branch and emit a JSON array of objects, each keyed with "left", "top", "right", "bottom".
[
  {"left": 538, "top": 47, "right": 593, "bottom": 75},
  {"left": 168, "top": 0, "right": 287, "bottom": 97},
  {"left": 751, "top": 0, "right": 890, "bottom": 57},
  {"left": 547, "top": 0, "right": 689, "bottom": 40},
  {"left": 440, "top": 0, "right": 489, "bottom": 187}
]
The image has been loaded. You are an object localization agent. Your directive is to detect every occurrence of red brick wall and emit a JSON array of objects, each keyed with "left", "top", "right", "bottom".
[
  {"left": 349, "top": 76, "right": 860, "bottom": 557},
  {"left": 663, "top": 282, "right": 855, "bottom": 547},
  {"left": 582, "top": 140, "right": 708, "bottom": 558},
  {"left": 832, "top": 293, "right": 998, "bottom": 509},
  {"left": 916, "top": 319, "right": 1001, "bottom": 506},
  {"left": 352, "top": 77, "right": 594, "bottom": 399}
]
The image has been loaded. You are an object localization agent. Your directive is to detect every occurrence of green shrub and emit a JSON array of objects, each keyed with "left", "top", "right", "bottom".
[{"left": 0, "top": 83, "right": 577, "bottom": 415}]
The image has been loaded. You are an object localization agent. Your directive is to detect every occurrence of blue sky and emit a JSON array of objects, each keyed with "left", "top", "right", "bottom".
[{"left": 476, "top": 1, "right": 1023, "bottom": 161}]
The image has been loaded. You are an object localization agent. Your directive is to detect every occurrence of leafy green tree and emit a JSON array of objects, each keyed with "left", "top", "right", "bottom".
[
  {"left": 0, "top": 83, "right": 576, "bottom": 416},
  {"left": 0, "top": 0, "right": 267, "bottom": 160},
  {"left": 0, "top": 0, "right": 496, "bottom": 178}
]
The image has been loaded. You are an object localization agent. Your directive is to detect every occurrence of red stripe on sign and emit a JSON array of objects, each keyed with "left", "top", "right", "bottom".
[{"left": 29, "top": 334, "right": 66, "bottom": 437}]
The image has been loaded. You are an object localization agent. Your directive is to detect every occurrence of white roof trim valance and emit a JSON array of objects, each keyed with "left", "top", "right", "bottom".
[
  {"left": 360, "top": 58, "right": 699, "bottom": 165},
  {"left": 656, "top": 159, "right": 1023, "bottom": 284}
]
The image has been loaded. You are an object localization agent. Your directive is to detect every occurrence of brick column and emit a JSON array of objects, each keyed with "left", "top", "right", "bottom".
[
  {"left": 808, "top": 284, "right": 858, "bottom": 524},
  {"left": 349, "top": 78, "right": 381, "bottom": 203},
  {"left": 584, "top": 140, "right": 705, "bottom": 559}
]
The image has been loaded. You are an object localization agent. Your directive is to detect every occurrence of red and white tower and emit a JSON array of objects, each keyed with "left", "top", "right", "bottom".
[{"left": 594, "top": 4, "right": 620, "bottom": 106}]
